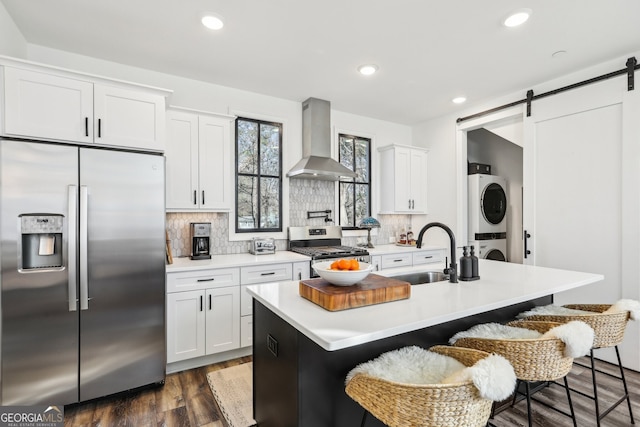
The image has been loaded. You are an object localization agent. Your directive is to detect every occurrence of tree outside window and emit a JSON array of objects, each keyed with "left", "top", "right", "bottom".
[
  {"left": 236, "top": 118, "right": 282, "bottom": 232},
  {"left": 339, "top": 134, "right": 371, "bottom": 228}
]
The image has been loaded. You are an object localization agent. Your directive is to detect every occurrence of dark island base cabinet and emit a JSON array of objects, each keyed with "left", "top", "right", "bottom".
[{"left": 253, "top": 295, "right": 553, "bottom": 427}]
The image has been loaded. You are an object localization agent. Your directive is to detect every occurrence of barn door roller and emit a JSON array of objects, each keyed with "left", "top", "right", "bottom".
[{"left": 627, "top": 57, "right": 637, "bottom": 91}]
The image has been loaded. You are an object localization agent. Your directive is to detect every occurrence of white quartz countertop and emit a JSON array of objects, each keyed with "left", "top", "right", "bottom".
[
  {"left": 246, "top": 260, "right": 603, "bottom": 351},
  {"left": 166, "top": 251, "right": 311, "bottom": 272},
  {"left": 165, "top": 244, "right": 445, "bottom": 273},
  {"left": 367, "top": 244, "right": 445, "bottom": 255}
]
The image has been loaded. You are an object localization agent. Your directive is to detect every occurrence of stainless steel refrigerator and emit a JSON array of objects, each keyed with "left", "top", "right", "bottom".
[{"left": 0, "top": 139, "right": 166, "bottom": 405}]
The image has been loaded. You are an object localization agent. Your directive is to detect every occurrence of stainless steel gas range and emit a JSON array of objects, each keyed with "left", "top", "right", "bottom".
[{"left": 288, "top": 226, "right": 371, "bottom": 278}]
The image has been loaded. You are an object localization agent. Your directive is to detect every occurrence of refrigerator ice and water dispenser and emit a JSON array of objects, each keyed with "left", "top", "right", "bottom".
[{"left": 19, "top": 213, "right": 64, "bottom": 271}]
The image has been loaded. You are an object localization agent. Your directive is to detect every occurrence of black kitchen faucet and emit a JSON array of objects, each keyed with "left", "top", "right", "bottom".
[{"left": 416, "top": 222, "right": 458, "bottom": 283}]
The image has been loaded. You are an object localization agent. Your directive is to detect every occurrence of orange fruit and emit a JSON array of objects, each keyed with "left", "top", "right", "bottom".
[
  {"left": 349, "top": 259, "right": 359, "bottom": 270},
  {"left": 337, "top": 259, "right": 350, "bottom": 270},
  {"left": 330, "top": 260, "right": 339, "bottom": 270}
]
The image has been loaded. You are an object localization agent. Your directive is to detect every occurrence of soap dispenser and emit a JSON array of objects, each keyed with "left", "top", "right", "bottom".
[
  {"left": 470, "top": 245, "right": 479, "bottom": 279},
  {"left": 459, "top": 246, "right": 473, "bottom": 280}
]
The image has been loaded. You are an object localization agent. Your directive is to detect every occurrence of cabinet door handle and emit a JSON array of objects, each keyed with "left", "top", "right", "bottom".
[
  {"left": 393, "top": 259, "right": 403, "bottom": 263},
  {"left": 260, "top": 272, "right": 276, "bottom": 276},
  {"left": 85, "top": 117, "right": 89, "bottom": 137},
  {"left": 202, "top": 190, "right": 205, "bottom": 205},
  {"left": 193, "top": 190, "right": 197, "bottom": 205},
  {"left": 200, "top": 295, "right": 203, "bottom": 311},
  {"left": 423, "top": 255, "right": 433, "bottom": 259},
  {"left": 408, "top": 199, "right": 411, "bottom": 209},
  {"left": 298, "top": 272, "right": 302, "bottom": 280},
  {"left": 524, "top": 230, "right": 532, "bottom": 258},
  {"left": 209, "top": 294, "right": 212, "bottom": 310},
  {"left": 197, "top": 278, "right": 215, "bottom": 282},
  {"left": 98, "top": 118, "right": 101, "bottom": 138}
]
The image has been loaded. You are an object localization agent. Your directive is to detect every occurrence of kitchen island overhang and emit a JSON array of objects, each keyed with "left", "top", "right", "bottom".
[
  {"left": 248, "top": 260, "right": 604, "bottom": 427},
  {"left": 248, "top": 260, "right": 604, "bottom": 351}
]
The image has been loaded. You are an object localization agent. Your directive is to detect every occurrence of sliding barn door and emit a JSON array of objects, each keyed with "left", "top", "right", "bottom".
[{"left": 522, "top": 76, "right": 640, "bottom": 367}]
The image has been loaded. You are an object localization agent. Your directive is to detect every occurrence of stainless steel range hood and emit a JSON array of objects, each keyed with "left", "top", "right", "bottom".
[{"left": 286, "top": 98, "right": 357, "bottom": 181}]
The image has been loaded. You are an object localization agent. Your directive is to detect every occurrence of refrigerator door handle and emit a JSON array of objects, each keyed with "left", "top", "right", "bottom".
[
  {"left": 80, "top": 185, "right": 90, "bottom": 310},
  {"left": 68, "top": 185, "right": 78, "bottom": 311}
]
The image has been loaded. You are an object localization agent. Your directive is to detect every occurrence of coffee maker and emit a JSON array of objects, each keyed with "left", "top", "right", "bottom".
[{"left": 190, "top": 222, "right": 211, "bottom": 260}]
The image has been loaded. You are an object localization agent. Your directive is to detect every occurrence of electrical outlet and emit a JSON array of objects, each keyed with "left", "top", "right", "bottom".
[{"left": 267, "top": 334, "right": 278, "bottom": 357}]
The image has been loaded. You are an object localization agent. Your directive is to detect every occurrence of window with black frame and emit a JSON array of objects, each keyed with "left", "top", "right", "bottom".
[
  {"left": 338, "top": 134, "right": 371, "bottom": 228},
  {"left": 235, "top": 117, "right": 282, "bottom": 232}
]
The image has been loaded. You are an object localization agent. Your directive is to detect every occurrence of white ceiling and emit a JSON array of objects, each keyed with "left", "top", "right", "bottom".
[{"left": 2, "top": 0, "right": 640, "bottom": 125}]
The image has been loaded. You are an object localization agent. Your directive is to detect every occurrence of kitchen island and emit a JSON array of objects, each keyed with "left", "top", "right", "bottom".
[{"left": 247, "top": 260, "right": 603, "bottom": 427}]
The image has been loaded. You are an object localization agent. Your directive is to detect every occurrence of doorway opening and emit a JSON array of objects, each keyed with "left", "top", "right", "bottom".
[{"left": 456, "top": 109, "right": 523, "bottom": 263}]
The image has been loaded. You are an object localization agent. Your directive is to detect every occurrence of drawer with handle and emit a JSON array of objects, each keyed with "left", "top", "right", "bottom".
[
  {"left": 241, "top": 263, "right": 293, "bottom": 285},
  {"left": 167, "top": 267, "right": 240, "bottom": 293},
  {"left": 412, "top": 250, "right": 444, "bottom": 266},
  {"left": 380, "top": 253, "right": 412, "bottom": 269}
]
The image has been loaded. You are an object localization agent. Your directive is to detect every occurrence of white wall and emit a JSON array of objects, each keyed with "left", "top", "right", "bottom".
[
  {"left": 0, "top": 2, "right": 27, "bottom": 58},
  {"left": 412, "top": 51, "right": 640, "bottom": 247}
]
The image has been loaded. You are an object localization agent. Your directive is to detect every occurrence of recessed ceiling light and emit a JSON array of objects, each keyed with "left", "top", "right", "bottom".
[
  {"left": 503, "top": 8, "right": 532, "bottom": 27},
  {"left": 202, "top": 14, "right": 224, "bottom": 30},
  {"left": 552, "top": 50, "right": 568, "bottom": 59},
  {"left": 452, "top": 97, "right": 467, "bottom": 104},
  {"left": 358, "top": 64, "right": 378, "bottom": 76}
]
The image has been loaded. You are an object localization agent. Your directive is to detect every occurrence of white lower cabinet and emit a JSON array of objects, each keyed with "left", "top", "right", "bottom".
[
  {"left": 239, "top": 262, "right": 295, "bottom": 348},
  {"left": 166, "top": 268, "right": 241, "bottom": 363},
  {"left": 205, "top": 287, "right": 241, "bottom": 355},
  {"left": 372, "top": 249, "right": 445, "bottom": 273},
  {"left": 240, "top": 315, "right": 253, "bottom": 349},
  {"left": 412, "top": 249, "right": 444, "bottom": 266},
  {"left": 371, "top": 256, "right": 382, "bottom": 272},
  {"left": 292, "top": 261, "right": 311, "bottom": 281},
  {"left": 166, "top": 290, "right": 206, "bottom": 362},
  {"left": 380, "top": 253, "right": 413, "bottom": 269}
]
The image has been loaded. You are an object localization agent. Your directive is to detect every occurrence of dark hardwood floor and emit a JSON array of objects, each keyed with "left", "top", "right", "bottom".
[
  {"left": 64, "top": 356, "right": 252, "bottom": 427},
  {"left": 65, "top": 355, "right": 638, "bottom": 426}
]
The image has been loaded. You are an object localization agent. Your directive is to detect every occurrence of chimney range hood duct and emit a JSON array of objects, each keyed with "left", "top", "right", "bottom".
[{"left": 286, "top": 97, "right": 357, "bottom": 181}]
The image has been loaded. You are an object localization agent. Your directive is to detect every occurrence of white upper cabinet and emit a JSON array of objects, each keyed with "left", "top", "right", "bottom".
[
  {"left": 378, "top": 144, "right": 428, "bottom": 214},
  {"left": 3, "top": 67, "right": 94, "bottom": 143},
  {"left": 1, "top": 62, "right": 170, "bottom": 151},
  {"left": 165, "top": 108, "right": 234, "bottom": 211},
  {"left": 93, "top": 85, "right": 165, "bottom": 151}
]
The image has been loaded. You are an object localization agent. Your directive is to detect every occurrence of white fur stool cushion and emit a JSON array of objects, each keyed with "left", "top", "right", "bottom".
[
  {"left": 449, "top": 322, "right": 542, "bottom": 344},
  {"left": 346, "top": 346, "right": 465, "bottom": 385},
  {"left": 605, "top": 299, "right": 640, "bottom": 320},
  {"left": 449, "top": 321, "right": 594, "bottom": 358},
  {"left": 517, "top": 305, "right": 593, "bottom": 318},
  {"left": 345, "top": 345, "right": 516, "bottom": 402}
]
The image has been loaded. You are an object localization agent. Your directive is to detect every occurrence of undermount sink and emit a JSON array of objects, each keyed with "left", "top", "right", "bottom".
[{"left": 390, "top": 271, "right": 449, "bottom": 285}]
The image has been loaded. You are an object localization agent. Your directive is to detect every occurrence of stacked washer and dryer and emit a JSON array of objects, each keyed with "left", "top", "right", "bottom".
[{"left": 468, "top": 171, "right": 508, "bottom": 261}]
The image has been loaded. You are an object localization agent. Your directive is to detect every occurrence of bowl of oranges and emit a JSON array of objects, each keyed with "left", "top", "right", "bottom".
[{"left": 311, "top": 259, "right": 374, "bottom": 286}]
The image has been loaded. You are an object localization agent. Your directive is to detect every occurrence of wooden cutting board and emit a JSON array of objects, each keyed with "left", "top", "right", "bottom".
[{"left": 299, "top": 273, "right": 411, "bottom": 311}]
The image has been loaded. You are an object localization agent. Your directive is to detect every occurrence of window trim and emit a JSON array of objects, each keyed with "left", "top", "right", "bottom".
[
  {"left": 338, "top": 133, "right": 372, "bottom": 230},
  {"left": 234, "top": 116, "right": 283, "bottom": 234}
]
